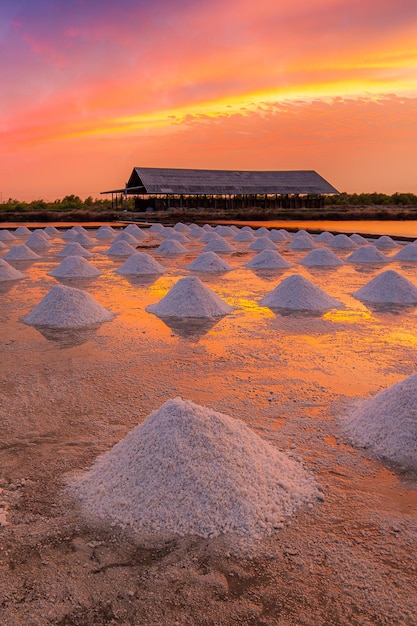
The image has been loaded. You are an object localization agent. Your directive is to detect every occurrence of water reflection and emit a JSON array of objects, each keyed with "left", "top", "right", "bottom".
[
  {"left": 52, "top": 276, "right": 101, "bottom": 288},
  {"left": 29, "top": 324, "right": 102, "bottom": 347},
  {"left": 0, "top": 280, "right": 21, "bottom": 295},
  {"left": 154, "top": 315, "right": 222, "bottom": 340},
  {"left": 124, "top": 274, "right": 165, "bottom": 288}
]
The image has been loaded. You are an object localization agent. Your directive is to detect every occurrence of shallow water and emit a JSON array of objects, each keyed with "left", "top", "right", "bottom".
[{"left": 1, "top": 226, "right": 417, "bottom": 624}]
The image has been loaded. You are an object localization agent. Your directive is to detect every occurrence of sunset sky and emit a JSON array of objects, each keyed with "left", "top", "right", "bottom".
[{"left": 1, "top": 0, "right": 417, "bottom": 201}]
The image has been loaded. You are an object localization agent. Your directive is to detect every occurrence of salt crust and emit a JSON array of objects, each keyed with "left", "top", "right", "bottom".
[
  {"left": 3, "top": 244, "right": 41, "bottom": 261},
  {"left": 23, "top": 284, "right": 113, "bottom": 328},
  {"left": 260, "top": 274, "right": 343, "bottom": 311},
  {"left": 342, "top": 373, "right": 417, "bottom": 471},
  {"left": 155, "top": 239, "right": 188, "bottom": 255},
  {"left": 299, "top": 248, "right": 344, "bottom": 267},
  {"left": 106, "top": 241, "right": 137, "bottom": 256},
  {"left": 248, "top": 237, "right": 278, "bottom": 251},
  {"left": 49, "top": 256, "right": 101, "bottom": 278},
  {"left": 0, "top": 258, "right": 26, "bottom": 281},
  {"left": 328, "top": 234, "right": 356, "bottom": 249},
  {"left": 346, "top": 246, "right": 390, "bottom": 264},
  {"left": 147, "top": 276, "right": 233, "bottom": 318},
  {"left": 392, "top": 244, "right": 417, "bottom": 261},
  {"left": 57, "top": 242, "right": 94, "bottom": 258},
  {"left": 68, "top": 397, "right": 320, "bottom": 539},
  {"left": 246, "top": 250, "right": 292, "bottom": 270},
  {"left": 287, "top": 236, "right": 317, "bottom": 250},
  {"left": 116, "top": 252, "right": 165, "bottom": 276},
  {"left": 353, "top": 270, "right": 417, "bottom": 304},
  {"left": 186, "top": 251, "right": 235, "bottom": 273}
]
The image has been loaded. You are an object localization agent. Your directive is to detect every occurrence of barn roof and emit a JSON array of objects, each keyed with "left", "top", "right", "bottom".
[{"left": 102, "top": 167, "right": 339, "bottom": 195}]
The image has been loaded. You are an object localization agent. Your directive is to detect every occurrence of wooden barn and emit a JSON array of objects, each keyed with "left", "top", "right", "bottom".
[{"left": 101, "top": 167, "right": 339, "bottom": 211}]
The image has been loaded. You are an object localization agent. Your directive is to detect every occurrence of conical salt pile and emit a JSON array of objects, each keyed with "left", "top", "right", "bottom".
[
  {"left": 186, "top": 251, "right": 235, "bottom": 273},
  {"left": 71, "top": 232, "right": 95, "bottom": 247},
  {"left": 346, "top": 245, "right": 390, "bottom": 264},
  {"left": 260, "top": 274, "right": 343, "bottom": 311},
  {"left": 0, "top": 230, "right": 16, "bottom": 242},
  {"left": 328, "top": 234, "right": 356, "bottom": 250},
  {"left": 173, "top": 222, "right": 190, "bottom": 233},
  {"left": 0, "top": 258, "right": 26, "bottom": 281},
  {"left": 106, "top": 241, "right": 137, "bottom": 257},
  {"left": 124, "top": 224, "right": 147, "bottom": 239},
  {"left": 353, "top": 270, "right": 417, "bottom": 304},
  {"left": 249, "top": 237, "right": 278, "bottom": 251},
  {"left": 95, "top": 225, "right": 116, "bottom": 239},
  {"left": 166, "top": 232, "right": 190, "bottom": 243},
  {"left": 14, "top": 226, "right": 32, "bottom": 237},
  {"left": 113, "top": 231, "right": 139, "bottom": 245},
  {"left": 3, "top": 244, "right": 41, "bottom": 261},
  {"left": 49, "top": 256, "right": 101, "bottom": 278},
  {"left": 246, "top": 250, "right": 292, "bottom": 270},
  {"left": 57, "top": 242, "right": 94, "bottom": 258},
  {"left": 268, "top": 229, "right": 290, "bottom": 243},
  {"left": 374, "top": 235, "right": 398, "bottom": 249},
  {"left": 155, "top": 239, "right": 188, "bottom": 255},
  {"left": 232, "top": 230, "right": 255, "bottom": 242},
  {"left": 342, "top": 373, "right": 417, "bottom": 471},
  {"left": 203, "top": 238, "right": 235, "bottom": 253},
  {"left": 288, "top": 236, "right": 317, "bottom": 250},
  {"left": 350, "top": 233, "right": 368, "bottom": 245},
  {"left": 149, "top": 223, "right": 164, "bottom": 234},
  {"left": 23, "top": 284, "right": 113, "bottom": 328},
  {"left": 299, "top": 248, "right": 344, "bottom": 267},
  {"left": 147, "top": 276, "right": 233, "bottom": 318},
  {"left": 44, "top": 226, "right": 60, "bottom": 236},
  {"left": 392, "top": 244, "right": 417, "bottom": 262},
  {"left": 68, "top": 397, "right": 321, "bottom": 539},
  {"left": 116, "top": 252, "right": 165, "bottom": 276},
  {"left": 253, "top": 227, "right": 271, "bottom": 237},
  {"left": 315, "top": 231, "right": 334, "bottom": 243},
  {"left": 26, "top": 231, "right": 51, "bottom": 250}
]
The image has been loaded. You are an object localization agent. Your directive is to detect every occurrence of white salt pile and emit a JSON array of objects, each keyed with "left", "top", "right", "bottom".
[
  {"left": 268, "top": 229, "right": 290, "bottom": 243},
  {"left": 173, "top": 222, "right": 190, "bottom": 233},
  {"left": 72, "top": 226, "right": 88, "bottom": 234},
  {"left": 112, "top": 231, "right": 139, "bottom": 245},
  {"left": 44, "top": 226, "right": 60, "bottom": 236},
  {"left": 149, "top": 223, "right": 164, "bottom": 234},
  {"left": 124, "top": 224, "right": 147, "bottom": 239},
  {"left": 200, "top": 232, "right": 220, "bottom": 243},
  {"left": 26, "top": 231, "right": 51, "bottom": 250},
  {"left": 96, "top": 225, "right": 116, "bottom": 239},
  {"left": 248, "top": 237, "right": 278, "bottom": 251},
  {"left": 14, "top": 226, "right": 32, "bottom": 237},
  {"left": 328, "top": 234, "right": 356, "bottom": 250},
  {"left": 147, "top": 276, "right": 233, "bottom": 318},
  {"left": 32, "top": 228, "right": 50, "bottom": 239},
  {"left": 155, "top": 239, "right": 188, "bottom": 255},
  {"left": 186, "top": 251, "right": 235, "bottom": 273},
  {"left": 215, "top": 225, "right": 234, "bottom": 237},
  {"left": 0, "top": 230, "right": 16, "bottom": 242},
  {"left": 116, "top": 252, "right": 166, "bottom": 276},
  {"left": 57, "top": 242, "right": 94, "bottom": 258},
  {"left": 350, "top": 233, "right": 368, "bottom": 245},
  {"left": 353, "top": 270, "right": 417, "bottom": 304},
  {"left": 23, "top": 284, "right": 113, "bottom": 328},
  {"left": 203, "top": 238, "right": 235, "bottom": 253},
  {"left": 346, "top": 245, "right": 390, "bottom": 264},
  {"left": 106, "top": 241, "right": 137, "bottom": 257},
  {"left": 288, "top": 236, "right": 317, "bottom": 250},
  {"left": 246, "top": 250, "right": 292, "bottom": 270},
  {"left": 188, "top": 226, "right": 204, "bottom": 238},
  {"left": 157, "top": 226, "right": 175, "bottom": 238},
  {"left": 71, "top": 232, "right": 95, "bottom": 247},
  {"left": 49, "top": 256, "right": 101, "bottom": 278},
  {"left": 342, "top": 373, "right": 417, "bottom": 471},
  {"left": 293, "top": 229, "right": 312, "bottom": 240},
  {"left": 374, "top": 235, "right": 399, "bottom": 249},
  {"left": 3, "top": 244, "right": 41, "bottom": 261},
  {"left": 166, "top": 232, "right": 190, "bottom": 243},
  {"left": 61, "top": 229, "right": 77, "bottom": 240},
  {"left": 0, "top": 258, "right": 26, "bottom": 282},
  {"left": 315, "top": 231, "right": 334, "bottom": 244},
  {"left": 299, "top": 248, "right": 344, "bottom": 267},
  {"left": 68, "top": 397, "right": 320, "bottom": 539},
  {"left": 0, "top": 241, "right": 6, "bottom": 250},
  {"left": 392, "top": 244, "right": 417, "bottom": 262},
  {"left": 202, "top": 224, "right": 213, "bottom": 231},
  {"left": 260, "top": 274, "right": 343, "bottom": 311},
  {"left": 253, "top": 226, "right": 271, "bottom": 237},
  {"left": 232, "top": 230, "right": 256, "bottom": 242}
]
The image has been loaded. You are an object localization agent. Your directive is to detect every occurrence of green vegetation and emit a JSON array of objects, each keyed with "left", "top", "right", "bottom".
[
  {"left": 324, "top": 192, "right": 417, "bottom": 206},
  {"left": 0, "top": 196, "right": 118, "bottom": 222}
]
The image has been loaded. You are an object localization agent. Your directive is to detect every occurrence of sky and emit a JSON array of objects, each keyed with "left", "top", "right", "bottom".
[{"left": 1, "top": 0, "right": 417, "bottom": 201}]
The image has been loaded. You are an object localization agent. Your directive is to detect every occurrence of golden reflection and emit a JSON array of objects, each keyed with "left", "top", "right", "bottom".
[
  {"left": 235, "top": 298, "right": 275, "bottom": 317},
  {"left": 385, "top": 331, "right": 417, "bottom": 347},
  {"left": 323, "top": 309, "right": 374, "bottom": 323},
  {"left": 148, "top": 278, "right": 175, "bottom": 297}
]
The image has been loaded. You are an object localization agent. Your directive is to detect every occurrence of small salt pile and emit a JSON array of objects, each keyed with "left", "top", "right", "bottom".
[
  {"left": 72, "top": 232, "right": 95, "bottom": 247},
  {"left": 61, "top": 228, "right": 77, "bottom": 240},
  {"left": 249, "top": 237, "right": 278, "bottom": 251},
  {"left": 188, "top": 226, "right": 204, "bottom": 239},
  {"left": 0, "top": 230, "right": 16, "bottom": 242},
  {"left": 202, "top": 224, "right": 213, "bottom": 231},
  {"left": 315, "top": 231, "right": 334, "bottom": 244},
  {"left": 95, "top": 225, "right": 116, "bottom": 239},
  {"left": 346, "top": 245, "right": 390, "bottom": 264},
  {"left": 253, "top": 226, "right": 271, "bottom": 237},
  {"left": 0, "top": 258, "right": 26, "bottom": 281},
  {"left": 67, "top": 397, "right": 320, "bottom": 539},
  {"left": 214, "top": 225, "right": 234, "bottom": 237},
  {"left": 200, "top": 232, "right": 220, "bottom": 243},
  {"left": 268, "top": 229, "right": 290, "bottom": 243},
  {"left": 374, "top": 235, "right": 399, "bottom": 249},
  {"left": 241, "top": 226, "right": 254, "bottom": 232},
  {"left": 157, "top": 226, "right": 175, "bottom": 238},
  {"left": 299, "top": 248, "right": 344, "bottom": 267},
  {"left": 44, "top": 226, "right": 60, "bottom": 236},
  {"left": 14, "top": 226, "right": 32, "bottom": 237},
  {"left": 26, "top": 231, "right": 51, "bottom": 250},
  {"left": 124, "top": 224, "right": 147, "bottom": 239},
  {"left": 149, "top": 223, "right": 164, "bottom": 234},
  {"left": 293, "top": 229, "right": 312, "bottom": 240},
  {"left": 260, "top": 274, "right": 343, "bottom": 311},
  {"left": 57, "top": 242, "right": 94, "bottom": 258},
  {"left": 32, "top": 228, "right": 51, "bottom": 239},
  {"left": 112, "top": 231, "right": 138, "bottom": 245},
  {"left": 23, "top": 284, "right": 113, "bottom": 328},
  {"left": 342, "top": 373, "right": 417, "bottom": 471},
  {"left": 155, "top": 239, "right": 188, "bottom": 255},
  {"left": 172, "top": 222, "right": 189, "bottom": 233},
  {"left": 116, "top": 252, "right": 165, "bottom": 276},
  {"left": 147, "top": 276, "right": 233, "bottom": 318},
  {"left": 106, "top": 241, "right": 137, "bottom": 257},
  {"left": 232, "top": 230, "right": 256, "bottom": 242},
  {"left": 246, "top": 250, "right": 292, "bottom": 270},
  {"left": 0, "top": 241, "right": 6, "bottom": 250},
  {"left": 353, "top": 270, "right": 417, "bottom": 304},
  {"left": 166, "top": 231, "right": 190, "bottom": 243},
  {"left": 49, "top": 256, "right": 101, "bottom": 278},
  {"left": 328, "top": 234, "right": 356, "bottom": 250},
  {"left": 392, "top": 244, "right": 417, "bottom": 262},
  {"left": 72, "top": 226, "right": 89, "bottom": 235},
  {"left": 288, "top": 236, "right": 317, "bottom": 250},
  {"left": 3, "top": 244, "right": 41, "bottom": 261},
  {"left": 203, "top": 238, "right": 235, "bottom": 253},
  {"left": 350, "top": 233, "right": 368, "bottom": 245},
  {"left": 186, "top": 251, "right": 235, "bottom": 273}
]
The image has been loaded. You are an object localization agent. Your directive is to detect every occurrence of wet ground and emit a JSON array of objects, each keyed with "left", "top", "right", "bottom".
[{"left": 1, "top": 227, "right": 417, "bottom": 625}]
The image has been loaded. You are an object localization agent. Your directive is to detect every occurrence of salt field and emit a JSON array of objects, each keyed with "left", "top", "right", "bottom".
[{"left": 1, "top": 222, "right": 417, "bottom": 625}]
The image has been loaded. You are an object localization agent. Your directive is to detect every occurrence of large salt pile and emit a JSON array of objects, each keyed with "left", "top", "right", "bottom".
[
  {"left": 49, "top": 256, "right": 101, "bottom": 278},
  {"left": 246, "top": 250, "right": 292, "bottom": 270},
  {"left": 14, "top": 226, "right": 32, "bottom": 237},
  {"left": 346, "top": 245, "right": 390, "bottom": 264},
  {"left": 106, "top": 241, "right": 137, "bottom": 257},
  {"left": 353, "top": 270, "right": 417, "bottom": 304},
  {"left": 299, "top": 248, "right": 344, "bottom": 267},
  {"left": 57, "top": 242, "right": 94, "bottom": 258},
  {"left": 374, "top": 235, "right": 399, "bottom": 249},
  {"left": 288, "top": 236, "right": 317, "bottom": 251},
  {"left": 26, "top": 231, "right": 51, "bottom": 250},
  {"left": 392, "top": 244, "right": 417, "bottom": 262},
  {"left": 116, "top": 252, "right": 165, "bottom": 276},
  {"left": 0, "top": 258, "right": 26, "bottom": 282},
  {"left": 147, "top": 276, "right": 233, "bottom": 318},
  {"left": 186, "top": 251, "right": 235, "bottom": 273},
  {"left": 68, "top": 397, "right": 320, "bottom": 539},
  {"left": 23, "top": 284, "right": 113, "bottom": 328},
  {"left": 232, "top": 230, "right": 256, "bottom": 242},
  {"left": 260, "top": 274, "right": 343, "bottom": 312},
  {"left": 203, "top": 238, "right": 235, "bottom": 253},
  {"left": 3, "top": 244, "right": 41, "bottom": 261},
  {"left": 155, "top": 239, "right": 188, "bottom": 255},
  {"left": 0, "top": 230, "right": 16, "bottom": 242},
  {"left": 248, "top": 237, "right": 278, "bottom": 251},
  {"left": 342, "top": 373, "right": 417, "bottom": 471}
]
